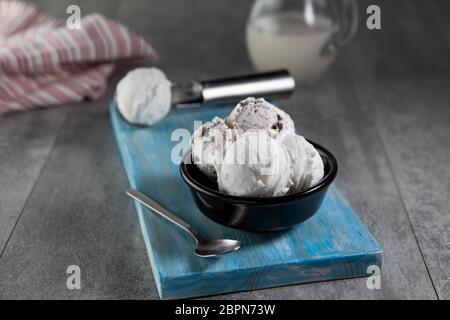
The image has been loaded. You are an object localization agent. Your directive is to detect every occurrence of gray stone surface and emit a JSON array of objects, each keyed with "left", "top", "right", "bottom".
[
  {"left": 0, "top": 109, "right": 67, "bottom": 255},
  {"left": 345, "top": 0, "right": 450, "bottom": 299},
  {"left": 0, "top": 76, "right": 157, "bottom": 299},
  {"left": 0, "top": 0, "right": 448, "bottom": 299}
]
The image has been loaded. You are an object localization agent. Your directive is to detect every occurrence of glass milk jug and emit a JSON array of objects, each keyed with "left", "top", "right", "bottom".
[{"left": 246, "top": 0, "right": 358, "bottom": 85}]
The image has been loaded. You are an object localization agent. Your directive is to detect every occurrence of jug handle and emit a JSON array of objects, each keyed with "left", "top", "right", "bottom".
[{"left": 322, "top": 0, "right": 359, "bottom": 56}]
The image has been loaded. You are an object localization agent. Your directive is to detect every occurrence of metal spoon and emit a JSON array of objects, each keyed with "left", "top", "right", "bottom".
[{"left": 126, "top": 189, "right": 241, "bottom": 257}]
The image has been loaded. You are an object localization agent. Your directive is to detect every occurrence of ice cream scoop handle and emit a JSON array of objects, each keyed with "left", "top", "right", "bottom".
[
  {"left": 201, "top": 70, "right": 295, "bottom": 103},
  {"left": 126, "top": 189, "right": 203, "bottom": 244}
]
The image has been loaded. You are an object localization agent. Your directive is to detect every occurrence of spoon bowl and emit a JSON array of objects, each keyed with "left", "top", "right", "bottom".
[{"left": 195, "top": 239, "right": 241, "bottom": 257}]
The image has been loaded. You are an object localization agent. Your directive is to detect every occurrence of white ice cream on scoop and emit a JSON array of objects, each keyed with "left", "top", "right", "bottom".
[
  {"left": 115, "top": 68, "right": 172, "bottom": 126},
  {"left": 191, "top": 117, "right": 237, "bottom": 179},
  {"left": 226, "top": 97, "right": 295, "bottom": 138},
  {"left": 218, "top": 131, "right": 293, "bottom": 197}
]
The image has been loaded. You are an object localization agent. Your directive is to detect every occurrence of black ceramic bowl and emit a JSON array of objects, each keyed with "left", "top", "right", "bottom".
[{"left": 180, "top": 141, "right": 338, "bottom": 232}]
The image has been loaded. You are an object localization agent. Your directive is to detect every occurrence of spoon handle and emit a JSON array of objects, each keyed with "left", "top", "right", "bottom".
[{"left": 126, "top": 189, "right": 202, "bottom": 243}]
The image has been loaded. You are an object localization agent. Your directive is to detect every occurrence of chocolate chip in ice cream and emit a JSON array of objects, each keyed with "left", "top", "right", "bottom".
[
  {"left": 191, "top": 117, "right": 237, "bottom": 180},
  {"left": 225, "top": 97, "right": 295, "bottom": 138}
]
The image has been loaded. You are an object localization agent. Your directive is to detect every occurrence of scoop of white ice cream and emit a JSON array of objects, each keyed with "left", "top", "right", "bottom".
[
  {"left": 279, "top": 131, "right": 324, "bottom": 192},
  {"left": 226, "top": 97, "right": 295, "bottom": 138},
  {"left": 278, "top": 131, "right": 307, "bottom": 191},
  {"left": 218, "top": 131, "right": 293, "bottom": 197},
  {"left": 191, "top": 117, "right": 236, "bottom": 179},
  {"left": 115, "top": 68, "right": 171, "bottom": 126},
  {"left": 301, "top": 138, "right": 324, "bottom": 190}
]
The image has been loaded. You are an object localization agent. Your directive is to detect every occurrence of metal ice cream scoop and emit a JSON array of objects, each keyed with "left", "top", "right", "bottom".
[
  {"left": 171, "top": 69, "right": 295, "bottom": 108},
  {"left": 126, "top": 189, "right": 241, "bottom": 257}
]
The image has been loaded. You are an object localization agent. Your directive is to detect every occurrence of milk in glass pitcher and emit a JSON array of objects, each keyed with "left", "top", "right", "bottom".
[{"left": 246, "top": 0, "right": 358, "bottom": 85}]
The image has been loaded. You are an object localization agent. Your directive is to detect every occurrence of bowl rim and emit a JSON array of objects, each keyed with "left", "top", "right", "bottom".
[{"left": 179, "top": 140, "right": 338, "bottom": 205}]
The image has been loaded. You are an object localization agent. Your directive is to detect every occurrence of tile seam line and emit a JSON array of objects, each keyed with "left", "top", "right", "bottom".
[
  {"left": 366, "top": 95, "right": 440, "bottom": 300},
  {"left": 0, "top": 110, "right": 71, "bottom": 262},
  {"left": 346, "top": 48, "right": 439, "bottom": 299}
]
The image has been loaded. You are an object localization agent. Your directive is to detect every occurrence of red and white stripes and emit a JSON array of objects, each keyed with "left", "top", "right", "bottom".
[{"left": 0, "top": 1, "right": 158, "bottom": 114}]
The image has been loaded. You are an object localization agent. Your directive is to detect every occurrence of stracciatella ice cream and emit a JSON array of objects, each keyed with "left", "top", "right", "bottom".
[
  {"left": 115, "top": 68, "right": 172, "bottom": 126},
  {"left": 218, "top": 131, "right": 293, "bottom": 197},
  {"left": 190, "top": 97, "right": 324, "bottom": 197},
  {"left": 278, "top": 130, "right": 307, "bottom": 191},
  {"left": 191, "top": 117, "right": 237, "bottom": 179},
  {"left": 300, "top": 136, "right": 324, "bottom": 190},
  {"left": 225, "top": 97, "right": 295, "bottom": 138},
  {"left": 279, "top": 130, "right": 324, "bottom": 191}
]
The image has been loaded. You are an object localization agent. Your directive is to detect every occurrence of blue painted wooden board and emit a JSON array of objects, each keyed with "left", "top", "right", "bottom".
[{"left": 110, "top": 101, "right": 382, "bottom": 299}]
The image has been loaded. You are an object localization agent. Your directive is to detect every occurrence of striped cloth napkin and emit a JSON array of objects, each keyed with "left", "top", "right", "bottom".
[{"left": 0, "top": 1, "right": 158, "bottom": 114}]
